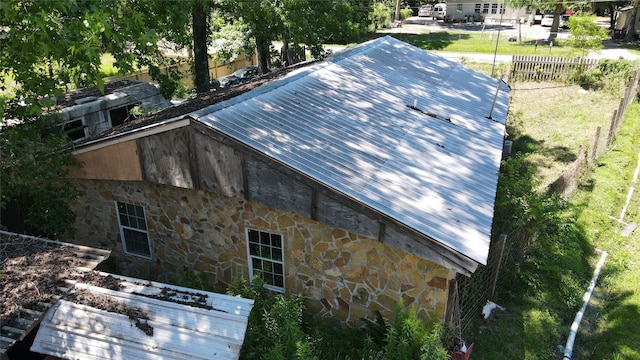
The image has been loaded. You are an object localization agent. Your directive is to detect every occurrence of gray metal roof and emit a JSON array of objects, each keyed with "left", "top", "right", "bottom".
[{"left": 191, "top": 36, "right": 509, "bottom": 265}]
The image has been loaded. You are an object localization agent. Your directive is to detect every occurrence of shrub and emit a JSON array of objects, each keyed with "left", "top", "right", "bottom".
[
  {"left": 400, "top": 6, "right": 413, "bottom": 20},
  {"left": 370, "top": 2, "right": 393, "bottom": 30}
]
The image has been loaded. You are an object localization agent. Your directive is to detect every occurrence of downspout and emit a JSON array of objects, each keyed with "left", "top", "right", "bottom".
[{"left": 562, "top": 250, "right": 608, "bottom": 359}]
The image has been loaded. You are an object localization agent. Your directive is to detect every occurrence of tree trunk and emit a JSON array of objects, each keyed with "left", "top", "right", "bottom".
[
  {"left": 624, "top": 0, "right": 639, "bottom": 42},
  {"left": 547, "top": 4, "right": 564, "bottom": 42},
  {"left": 255, "top": 35, "right": 270, "bottom": 75},
  {"left": 394, "top": 0, "right": 401, "bottom": 21},
  {"left": 192, "top": 0, "right": 210, "bottom": 94}
]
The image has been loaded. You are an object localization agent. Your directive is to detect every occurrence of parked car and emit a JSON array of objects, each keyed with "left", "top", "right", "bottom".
[
  {"left": 540, "top": 14, "right": 554, "bottom": 27},
  {"left": 561, "top": 14, "right": 571, "bottom": 28},
  {"left": 418, "top": 5, "right": 433, "bottom": 17},
  {"left": 217, "top": 66, "right": 261, "bottom": 87}
]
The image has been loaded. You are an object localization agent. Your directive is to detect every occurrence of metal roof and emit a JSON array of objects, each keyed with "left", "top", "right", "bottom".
[
  {"left": 190, "top": 36, "right": 509, "bottom": 265},
  {"left": 31, "top": 272, "right": 254, "bottom": 360}
]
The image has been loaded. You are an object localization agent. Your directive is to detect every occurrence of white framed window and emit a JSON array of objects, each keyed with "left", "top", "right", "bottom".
[
  {"left": 474, "top": 4, "right": 481, "bottom": 14},
  {"left": 116, "top": 201, "right": 151, "bottom": 259},
  {"left": 457, "top": 4, "right": 463, "bottom": 12},
  {"left": 482, "top": 3, "right": 489, "bottom": 14},
  {"left": 246, "top": 229, "right": 284, "bottom": 292},
  {"left": 491, "top": 3, "right": 498, "bottom": 14}
]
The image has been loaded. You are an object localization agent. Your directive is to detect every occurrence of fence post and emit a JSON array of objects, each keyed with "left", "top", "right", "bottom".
[
  {"left": 591, "top": 125, "right": 601, "bottom": 163},
  {"left": 606, "top": 109, "right": 618, "bottom": 147},
  {"left": 490, "top": 234, "right": 508, "bottom": 297}
]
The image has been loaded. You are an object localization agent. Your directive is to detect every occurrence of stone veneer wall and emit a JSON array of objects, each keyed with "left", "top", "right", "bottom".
[{"left": 69, "top": 179, "right": 455, "bottom": 326}]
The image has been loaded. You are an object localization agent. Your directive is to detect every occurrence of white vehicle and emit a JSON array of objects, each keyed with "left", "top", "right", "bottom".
[
  {"left": 432, "top": 3, "right": 446, "bottom": 20},
  {"left": 540, "top": 14, "right": 554, "bottom": 27}
]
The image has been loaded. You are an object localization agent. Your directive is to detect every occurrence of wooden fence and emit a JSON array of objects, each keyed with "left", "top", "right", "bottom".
[
  {"left": 548, "top": 69, "right": 640, "bottom": 198},
  {"left": 511, "top": 56, "right": 599, "bottom": 82}
]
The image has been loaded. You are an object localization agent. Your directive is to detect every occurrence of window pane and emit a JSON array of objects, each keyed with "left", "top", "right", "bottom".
[
  {"left": 261, "top": 245, "right": 270, "bottom": 258},
  {"left": 272, "top": 235, "right": 281, "bottom": 248},
  {"left": 249, "top": 230, "right": 259, "bottom": 243},
  {"left": 263, "top": 261, "right": 273, "bottom": 273},
  {"left": 272, "top": 248, "right": 282, "bottom": 261},
  {"left": 127, "top": 203, "right": 136, "bottom": 215},
  {"left": 252, "top": 257, "right": 262, "bottom": 270},
  {"left": 249, "top": 242, "right": 260, "bottom": 256},
  {"left": 260, "top": 232, "right": 270, "bottom": 245},
  {"left": 274, "top": 263, "right": 283, "bottom": 274},
  {"left": 119, "top": 214, "right": 129, "bottom": 227},
  {"left": 274, "top": 275, "right": 284, "bottom": 288},
  {"left": 135, "top": 205, "right": 144, "bottom": 218}
]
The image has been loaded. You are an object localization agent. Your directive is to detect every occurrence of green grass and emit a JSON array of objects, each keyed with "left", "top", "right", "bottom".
[
  {"left": 466, "top": 89, "right": 640, "bottom": 359},
  {"left": 367, "top": 31, "right": 582, "bottom": 56},
  {"left": 570, "top": 103, "right": 640, "bottom": 359}
]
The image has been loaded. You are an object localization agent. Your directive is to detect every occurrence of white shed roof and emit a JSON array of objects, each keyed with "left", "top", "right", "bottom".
[
  {"left": 31, "top": 272, "right": 254, "bottom": 360},
  {"left": 191, "top": 36, "right": 509, "bottom": 265}
]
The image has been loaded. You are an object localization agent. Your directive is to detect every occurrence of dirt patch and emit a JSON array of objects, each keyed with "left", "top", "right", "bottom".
[{"left": 67, "top": 289, "right": 154, "bottom": 336}]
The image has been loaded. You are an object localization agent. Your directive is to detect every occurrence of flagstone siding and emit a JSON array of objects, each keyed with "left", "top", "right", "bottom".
[{"left": 69, "top": 179, "right": 454, "bottom": 325}]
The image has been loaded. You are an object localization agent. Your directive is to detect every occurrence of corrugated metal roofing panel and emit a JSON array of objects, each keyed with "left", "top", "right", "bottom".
[
  {"left": 31, "top": 273, "right": 254, "bottom": 360},
  {"left": 192, "top": 36, "right": 509, "bottom": 265}
]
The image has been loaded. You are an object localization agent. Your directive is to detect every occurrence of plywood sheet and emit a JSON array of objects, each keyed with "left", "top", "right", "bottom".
[{"left": 68, "top": 140, "right": 142, "bottom": 181}]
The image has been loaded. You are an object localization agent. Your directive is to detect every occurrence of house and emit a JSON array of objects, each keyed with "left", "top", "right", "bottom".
[
  {"left": 63, "top": 36, "right": 510, "bottom": 326},
  {"left": 55, "top": 80, "right": 171, "bottom": 143},
  {"left": 444, "top": 0, "right": 529, "bottom": 23}
]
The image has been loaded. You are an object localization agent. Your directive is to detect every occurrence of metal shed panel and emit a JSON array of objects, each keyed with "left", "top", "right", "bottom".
[
  {"left": 192, "top": 36, "right": 509, "bottom": 265},
  {"left": 31, "top": 273, "right": 254, "bottom": 360}
]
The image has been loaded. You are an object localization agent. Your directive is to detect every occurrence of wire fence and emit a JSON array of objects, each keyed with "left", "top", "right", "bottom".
[{"left": 451, "top": 65, "right": 640, "bottom": 336}]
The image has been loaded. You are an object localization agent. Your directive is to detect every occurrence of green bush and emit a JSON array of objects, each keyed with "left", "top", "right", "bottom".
[
  {"left": 370, "top": 2, "right": 393, "bottom": 30},
  {"left": 228, "top": 277, "right": 450, "bottom": 359},
  {"left": 400, "top": 6, "right": 414, "bottom": 20}
]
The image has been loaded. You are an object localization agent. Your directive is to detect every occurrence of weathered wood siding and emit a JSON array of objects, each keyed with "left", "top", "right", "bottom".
[
  {"left": 193, "top": 130, "right": 245, "bottom": 198},
  {"left": 316, "top": 192, "right": 380, "bottom": 240},
  {"left": 69, "top": 140, "right": 142, "bottom": 181},
  {"left": 138, "top": 127, "right": 194, "bottom": 189},
  {"left": 246, "top": 158, "right": 313, "bottom": 218}
]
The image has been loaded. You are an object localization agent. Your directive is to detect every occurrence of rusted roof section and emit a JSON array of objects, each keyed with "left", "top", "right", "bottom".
[{"left": 0, "top": 231, "right": 111, "bottom": 355}]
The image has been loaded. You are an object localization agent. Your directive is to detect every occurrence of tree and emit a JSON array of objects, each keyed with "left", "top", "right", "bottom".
[
  {"left": 0, "top": 0, "right": 179, "bottom": 236},
  {"left": 624, "top": 0, "right": 639, "bottom": 42},
  {"left": 192, "top": 0, "right": 211, "bottom": 93},
  {"left": 567, "top": 15, "right": 608, "bottom": 57},
  {"left": 214, "top": 0, "right": 367, "bottom": 74}
]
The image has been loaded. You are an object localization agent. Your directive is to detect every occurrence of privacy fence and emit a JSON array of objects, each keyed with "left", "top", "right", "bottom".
[{"left": 451, "top": 58, "right": 640, "bottom": 336}]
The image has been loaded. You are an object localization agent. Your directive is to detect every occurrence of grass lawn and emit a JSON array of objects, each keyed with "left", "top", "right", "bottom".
[
  {"left": 365, "top": 31, "right": 582, "bottom": 57},
  {"left": 463, "top": 77, "right": 640, "bottom": 359}
]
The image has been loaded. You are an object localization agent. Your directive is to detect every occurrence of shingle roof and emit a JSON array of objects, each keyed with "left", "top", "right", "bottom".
[{"left": 190, "top": 36, "right": 509, "bottom": 265}]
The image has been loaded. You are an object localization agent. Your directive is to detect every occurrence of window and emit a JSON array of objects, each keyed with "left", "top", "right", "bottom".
[
  {"left": 491, "top": 3, "right": 497, "bottom": 14},
  {"left": 246, "top": 229, "right": 284, "bottom": 292},
  {"left": 63, "top": 118, "right": 87, "bottom": 141},
  {"left": 482, "top": 3, "right": 489, "bottom": 14},
  {"left": 109, "top": 103, "right": 140, "bottom": 127},
  {"left": 474, "top": 4, "right": 481, "bottom": 14},
  {"left": 457, "top": 4, "right": 463, "bottom": 12},
  {"left": 116, "top": 201, "right": 151, "bottom": 258},
  {"left": 500, "top": 4, "right": 505, "bottom": 14}
]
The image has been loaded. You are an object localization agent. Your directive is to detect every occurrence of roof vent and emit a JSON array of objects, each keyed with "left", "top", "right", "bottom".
[{"left": 75, "top": 96, "right": 98, "bottom": 105}]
